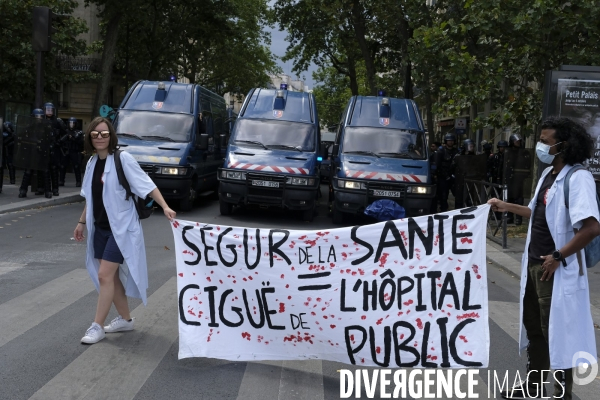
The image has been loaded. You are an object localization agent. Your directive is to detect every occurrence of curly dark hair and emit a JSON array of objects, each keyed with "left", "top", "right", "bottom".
[{"left": 540, "top": 117, "right": 594, "bottom": 165}]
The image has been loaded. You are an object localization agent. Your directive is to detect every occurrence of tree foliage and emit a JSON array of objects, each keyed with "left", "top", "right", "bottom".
[
  {"left": 87, "top": 0, "right": 279, "bottom": 105},
  {"left": 411, "top": 0, "right": 600, "bottom": 134},
  {"left": 0, "top": 0, "right": 88, "bottom": 103}
]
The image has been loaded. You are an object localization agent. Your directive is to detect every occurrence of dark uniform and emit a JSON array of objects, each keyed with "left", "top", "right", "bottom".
[
  {"left": 44, "top": 103, "right": 66, "bottom": 196},
  {"left": 453, "top": 139, "right": 476, "bottom": 209},
  {"left": 489, "top": 140, "right": 508, "bottom": 185},
  {"left": 1, "top": 122, "right": 16, "bottom": 193},
  {"left": 506, "top": 134, "right": 531, "bottom": 225},
  {"left": 435, "top": 134, "right": 459, "bottom": 212},
  {"left": 59, "top": 117, "right": 83, "bottom": 187},
  {"left": 18, "top": 109, "right": 54, "bottom": 198}
]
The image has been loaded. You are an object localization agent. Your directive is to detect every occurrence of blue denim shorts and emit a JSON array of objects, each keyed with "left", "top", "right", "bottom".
[{"left": 93, "top": 226, "right": 125, "bottom": 264}]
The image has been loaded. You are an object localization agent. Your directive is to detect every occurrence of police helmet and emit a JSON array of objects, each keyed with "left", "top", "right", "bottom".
[
  {"left": 481, "top": 140, "right": 492, "bottom": 151},
  {"left": 68, "top": 117, "right": 77, "bottom": 129},
  {"left": 32, "top": 108, "right": 45, "bottom": 119},
  {"left": 497, "top": 140, "right": 509, "bottom": 148},
  {"left": 509, "top": 133, "right": 522, "bottom": 146},
  {"left": 443, "top": 133, "right": 456, "bottom": 143},
  {"left": 462, "top": 139, "right": 474, "bottom": 147},
  {"left": 3, "top": 121, "right": 13, "bottom": 134},
  {"left": 44, "top": 102, "right": 55, "bottom": 117}
]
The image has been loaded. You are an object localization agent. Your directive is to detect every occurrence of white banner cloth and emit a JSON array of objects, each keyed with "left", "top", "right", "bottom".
[{"left": 172, "top": 206, "right": 490, "bottom": 368}]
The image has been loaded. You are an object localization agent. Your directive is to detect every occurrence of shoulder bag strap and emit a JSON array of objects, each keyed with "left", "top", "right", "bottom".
[
  {"left": 113, "top": 150, "right": 133, "bottom": 201},
  {"left": 563, "top": 165, "right": 587, "bottom": 274}
]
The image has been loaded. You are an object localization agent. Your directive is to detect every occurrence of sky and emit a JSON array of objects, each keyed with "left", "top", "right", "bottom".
[{"left": 266, "top": 23, "right": 318, "bottom": 91}]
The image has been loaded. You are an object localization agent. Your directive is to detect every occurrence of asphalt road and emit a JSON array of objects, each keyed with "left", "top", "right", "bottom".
[{"left": 0, "top": 185, "right": 596, "bottom": 400}]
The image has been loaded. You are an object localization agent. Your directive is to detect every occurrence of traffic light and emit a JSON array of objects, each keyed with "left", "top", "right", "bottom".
[{"left": 32, "top": 6, "right": 53, "bottom": 52}]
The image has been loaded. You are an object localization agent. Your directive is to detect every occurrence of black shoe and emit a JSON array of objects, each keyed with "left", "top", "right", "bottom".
[
  {"left": 501, "top": 381, "right": 547, "bottom": 399},
  {"left": 45, "top": 192, "right": 52, "bottom": 199},
  {"left": 35, "top": 190, "right": 44, "bottom": 195},
  {"left": 18, "top": 190, "right": 27, "bottom": 198},
  {"left": 76, "top": 182, "right": 81, "bottom": 187},
  {"left": 58, "top": 181, "right": 65, "bottom": 187},
  {"left": 52, "top": 190, "right": 59, "bottom": 196}
]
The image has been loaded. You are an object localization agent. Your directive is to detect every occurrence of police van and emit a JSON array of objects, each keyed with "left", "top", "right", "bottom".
[
  {"left": 330, "top": 95, "right": 435, "bottom": 223},
  {"left": 105, "top": 81, "right": 229, "bottom": 211},
  {"left": 218, "top": 85, "right": 322, "bottom": 221}
]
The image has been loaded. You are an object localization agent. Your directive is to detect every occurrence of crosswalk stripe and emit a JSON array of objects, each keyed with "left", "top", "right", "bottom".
[
  {"left": 0, "top": 268, "right": 94, "bottom": 348},
  {"left": 0, "top": 261, "right": 26, "bottom": 278},
  {"left": 279, "top": 360, "right": 324, "bottom": 400},
  {"left": 236, "top": 361, "right": 285, "bottom": 400},
  {"left": 29, "top": 277, "right": 178, "bottom": 400}
]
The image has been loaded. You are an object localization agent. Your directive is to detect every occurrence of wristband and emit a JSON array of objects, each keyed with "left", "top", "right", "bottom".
[{"left": 78, "top": 221, "right": 86, "bottom": 224}]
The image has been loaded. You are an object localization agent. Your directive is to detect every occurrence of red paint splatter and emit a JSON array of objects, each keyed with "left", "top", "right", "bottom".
[
  {"left": 376, "top": 346, "right": 381, "bottom": 354},
  {"left": 279, "top": 303, "right": 285, "bottom": 313},
  {"left": 361, "top": 315, "right": 367, "bottom": 320},
  {"left": 416, "top": 318, "right": 423, "bottom": 329},
  {"left": 379, "top": 253, "right": 389, "bottom": 268},
  {"left": 376, "top": 318, "right": 383, "bottom": 325},
  {"left": 178, "top": 273, "right": 183, "bottom": 277},
  {"left": 241, "top": 332, "right": 251, "bottom": 341},
  {"left": 461, "top": 237, "right": 473, "bottom": 244},
  {"left": 330, "top": 324, "right": 336, "bottom": 329}
]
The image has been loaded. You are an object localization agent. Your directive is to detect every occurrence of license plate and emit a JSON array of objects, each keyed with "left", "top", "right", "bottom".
[
  {"left": 373, "top": 190, "right": 401, "bottom": 197},
  {"left": 252, "top": 180, "right": 279, "bottom": 188}
]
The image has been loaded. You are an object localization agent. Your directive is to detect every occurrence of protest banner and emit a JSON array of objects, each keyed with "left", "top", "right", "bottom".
[{"left": 172, "top": 205, "right": 490, "bottom": 368}]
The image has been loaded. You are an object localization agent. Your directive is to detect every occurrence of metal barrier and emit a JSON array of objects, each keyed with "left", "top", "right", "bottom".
[{"left": 464, "top": 179, "right": 508, "bottom": 249}]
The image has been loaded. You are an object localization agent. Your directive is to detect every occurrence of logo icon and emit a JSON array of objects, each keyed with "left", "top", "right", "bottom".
[
  {"left": 379, "top": 117, "right": 389, "bottom": 126},
  {"left": 573, "top": 351, "right": 598, "bottom": 385},
  {"left": 273, "top": 110, "right": 283, "bottom": 118},
  {"left": 152, "top": 102, "right": 163, "bottom": 110}
]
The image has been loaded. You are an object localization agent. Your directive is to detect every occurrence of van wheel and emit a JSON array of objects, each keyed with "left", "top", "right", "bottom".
[
  {"left": 180, "top": 186, "right": 197, "bottom": 211},
  {"left": 332, "top": 202, "right": 344, "bottom": 224},
  {"left": 220, "top": 200, "right": 233, "bottom": 216}
]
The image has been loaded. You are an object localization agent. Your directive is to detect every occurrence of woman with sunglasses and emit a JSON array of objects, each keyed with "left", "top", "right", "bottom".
[{"left": 73, "top": 117, "right": 176, "bottom": 344}]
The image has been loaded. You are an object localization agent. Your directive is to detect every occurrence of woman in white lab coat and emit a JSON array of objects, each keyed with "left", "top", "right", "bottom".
[
  {"left": 73, "top": 117, "right": 176, "bottom": 344},
  {"left": 489, "top": 117, "right": 599, "bottom": 400}
]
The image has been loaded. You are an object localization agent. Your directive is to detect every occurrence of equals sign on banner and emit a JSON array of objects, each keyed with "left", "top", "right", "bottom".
[{"left": 297, "top": 272, "right": 332, "bottom": 291}]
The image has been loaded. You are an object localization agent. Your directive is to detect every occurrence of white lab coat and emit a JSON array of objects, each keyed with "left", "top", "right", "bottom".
[
  {"left": 519, "top": 164, "right": 598, "bottom": 369},
  {"left": 80, "top": 152, "right": 157, "bottom": 305}
]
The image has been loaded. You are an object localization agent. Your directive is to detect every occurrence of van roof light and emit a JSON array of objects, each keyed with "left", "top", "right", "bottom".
[
  {"left": 381, "top": 97, "right": 390, "bottom": 106},
  {"left": 377, "top": 89, "right": 387, "bottom": 97},
  {"left": 276, "top": 90, "right": 284, "bottom": 98},
  {"left": 158, "top": 82, "right": 166, "bottom": 90},
  {"left": 280, "top": 83, "right": 288, "bottom": 90}
]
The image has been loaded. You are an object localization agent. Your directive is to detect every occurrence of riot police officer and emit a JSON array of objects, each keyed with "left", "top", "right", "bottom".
[
  {"left": 489, "top": 140, "right": 508, "bottom": 184},
  {"left": 479, "top": 140, "right": 493, "bottom": 158},
  {"left": 1, "top": 121, "right": 16, "bottom": 193},
  {"left": 429, "top": 141, "right": 441, "bottom": 213},
  {"left": 59, "top": 117, "right": 83, "bottom": 187},
  {"left": 43, "top": 102, "right": 67, "bottom": 196},
  {"left": 18, "top": 109, "right": 53, "bottom": 198},
  {"left": 505, "top": 133, "right": 531, "bottom": 225},
  {"left": 435, "top": 133, "right": 459, "bottom": 211},
  {"left": 452, "top": 139, "right": 477, "bottom": 208}
]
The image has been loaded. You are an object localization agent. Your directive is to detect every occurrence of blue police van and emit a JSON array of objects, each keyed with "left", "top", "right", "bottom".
[
  {"left": 105, "top": 80, "right": 229, "bottom": 211},
  {"left": 330, "top": 95, "right": 435, "bottom": 223},
  {"left": 218, "top": 85, "right": 322, "bottom": 221}
]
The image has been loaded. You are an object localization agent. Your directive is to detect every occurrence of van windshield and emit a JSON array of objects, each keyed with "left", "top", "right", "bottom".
[
  {"left": 232, "top": 119, "right": 315, "bottom": 151},
  {"left": 342, "top": 127, "right": 426, "bottom": 159},
  {"left": 116, "top": 110, "right": 193, "bottom": 142}
]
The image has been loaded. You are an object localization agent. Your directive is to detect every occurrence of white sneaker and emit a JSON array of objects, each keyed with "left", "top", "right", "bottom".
[
  {"left": 81, "top": 322, "right": 105, "bottom": 344},
  {"left": 104, "top": 315, "right": 135, "bottom": 333}
]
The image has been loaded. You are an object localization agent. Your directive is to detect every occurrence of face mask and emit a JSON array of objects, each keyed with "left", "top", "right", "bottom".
[{"left": 536, "top": 141, "right": 562, "bottom": 164}]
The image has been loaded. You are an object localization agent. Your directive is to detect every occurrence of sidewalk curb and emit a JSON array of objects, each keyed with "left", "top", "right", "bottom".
[{"left": 0, "top": 193, "right": 83, "bottom": 215}]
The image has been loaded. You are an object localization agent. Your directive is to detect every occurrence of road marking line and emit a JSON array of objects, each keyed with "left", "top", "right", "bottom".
[
  {"left": 29, "top": 277, "right": 179, "bottom": 400},
  {"left": 0, "top": 262, "right": 26, "bottom": 278},
  {"left": 0, "top": 269, "right": 94, "bottom": 348}
]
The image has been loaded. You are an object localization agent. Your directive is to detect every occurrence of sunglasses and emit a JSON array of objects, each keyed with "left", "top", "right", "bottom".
[{"left": 90, "top": 130, "right": 110, "bottom": 139}]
